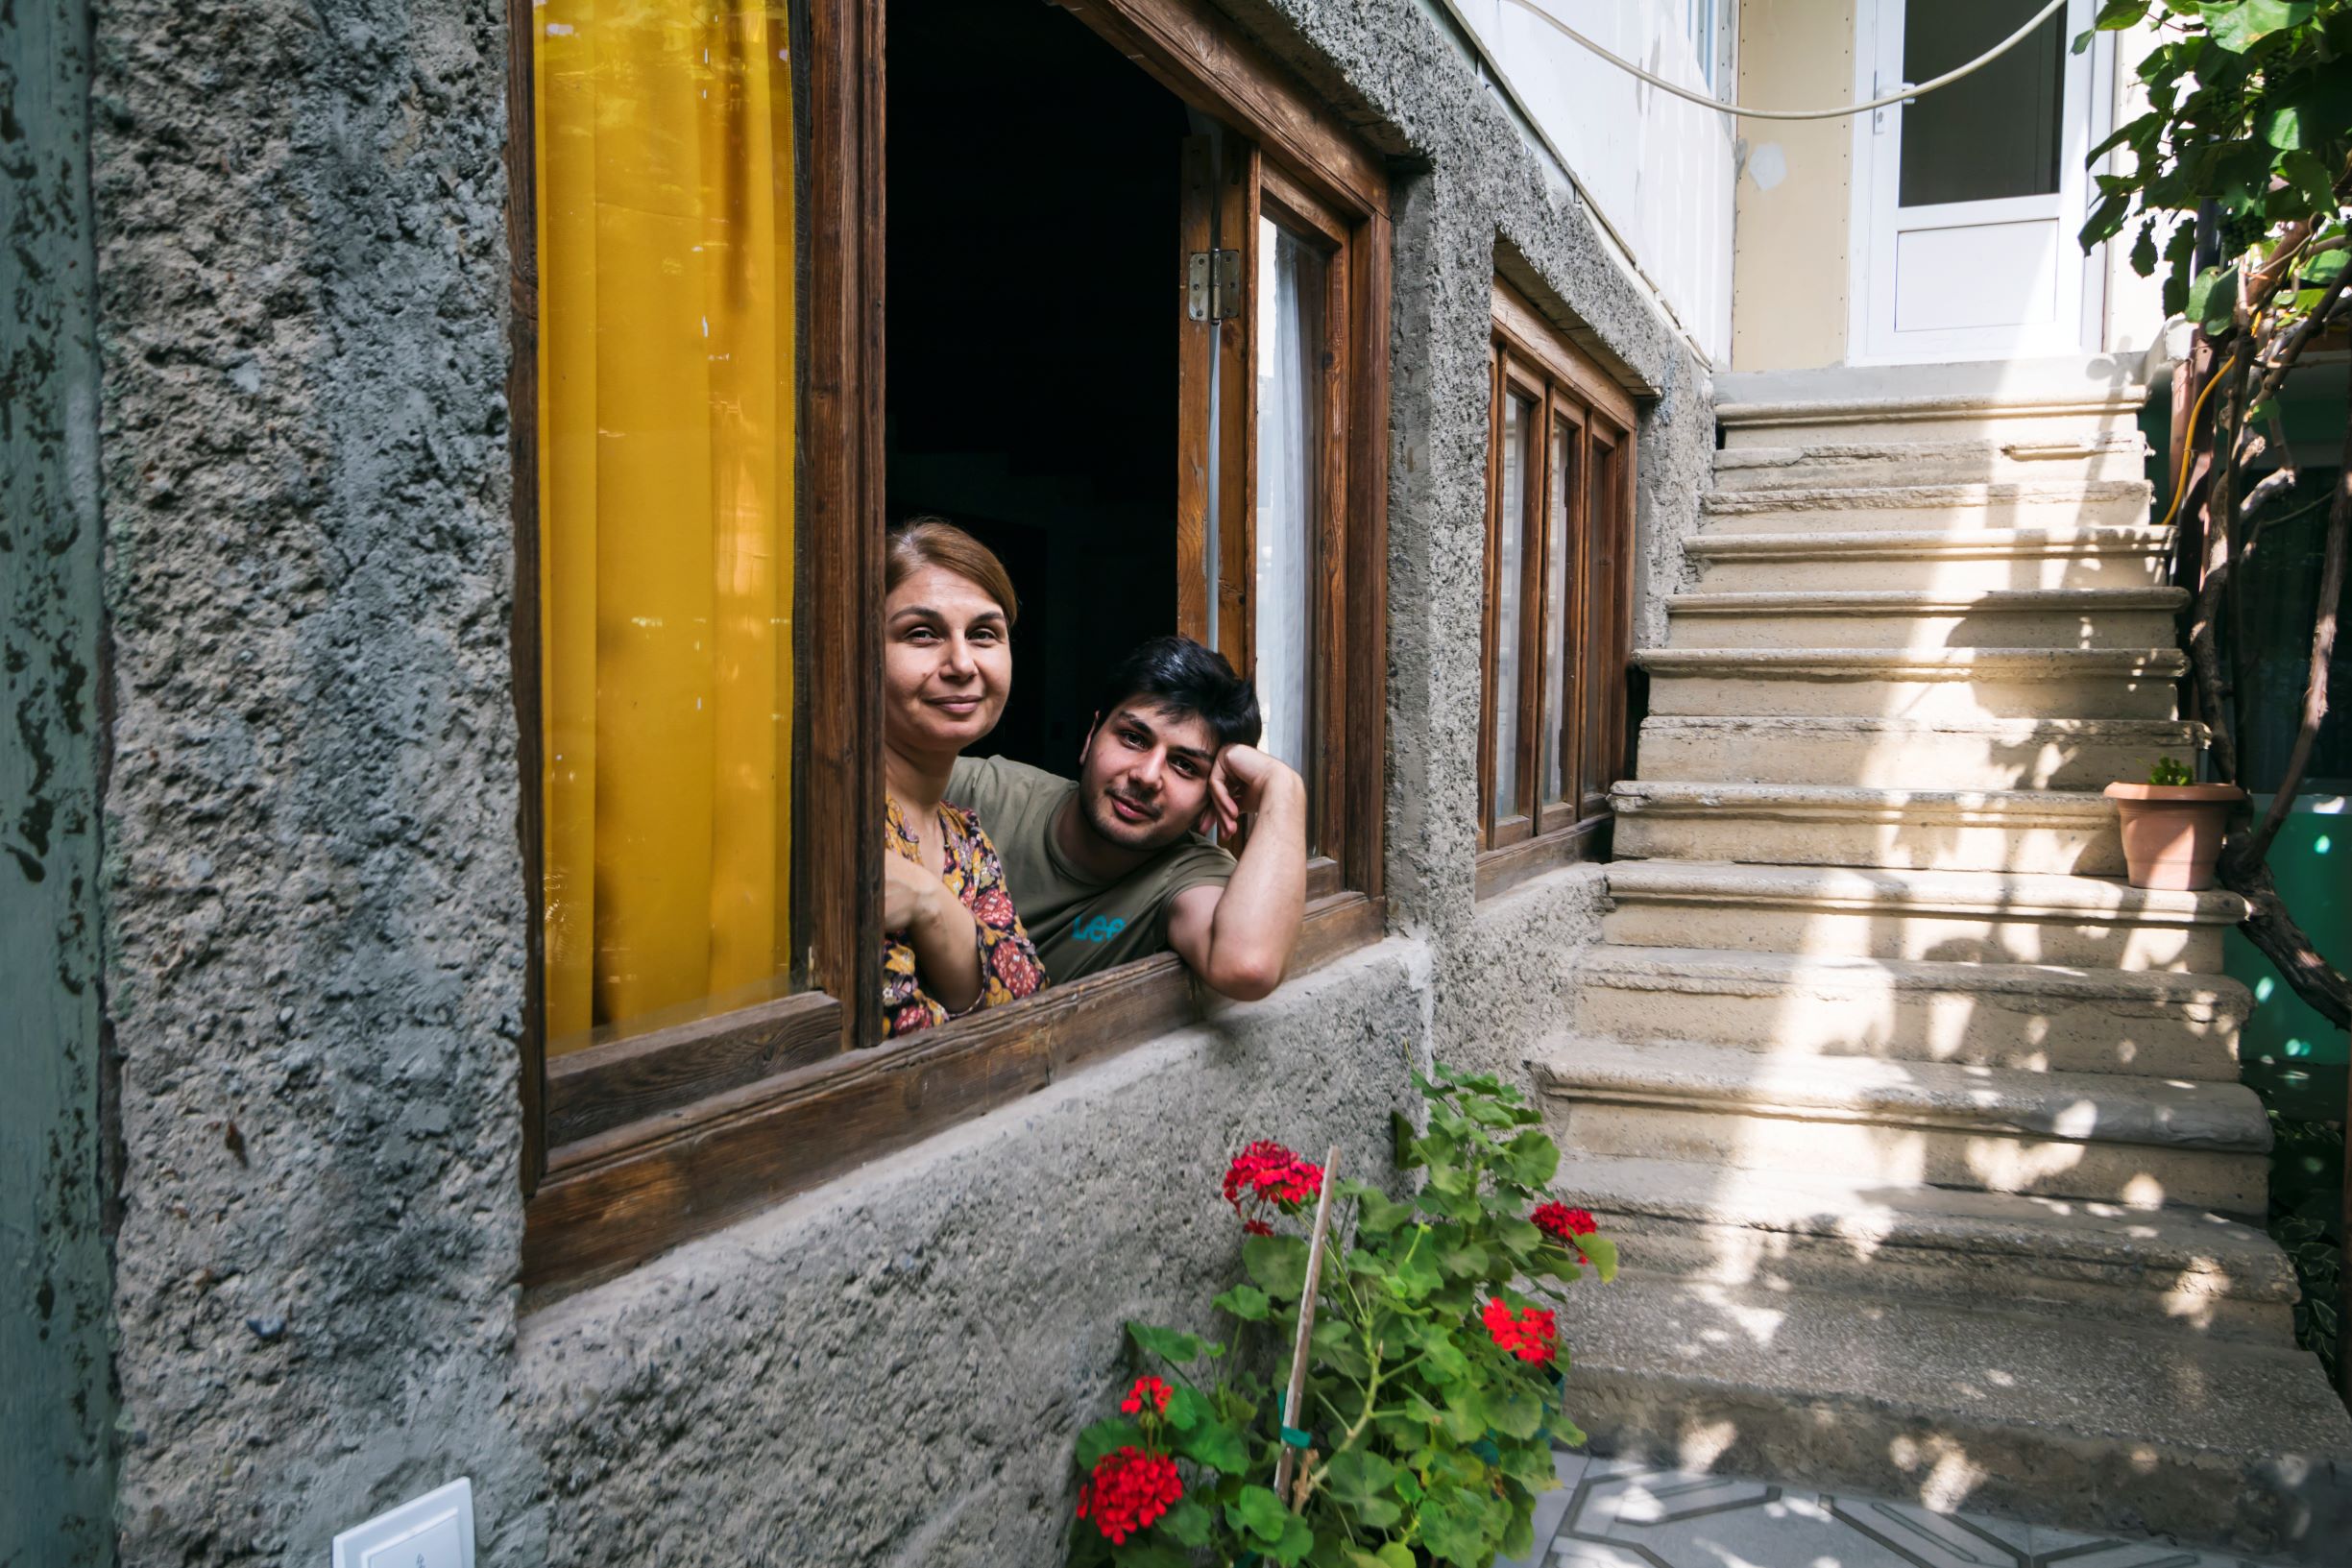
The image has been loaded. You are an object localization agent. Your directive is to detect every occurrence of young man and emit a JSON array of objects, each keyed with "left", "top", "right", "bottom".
[{"left": 946, "top": 636, "right": 1308, "bottom": 1001}]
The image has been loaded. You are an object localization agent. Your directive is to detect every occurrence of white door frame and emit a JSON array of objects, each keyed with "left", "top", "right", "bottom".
[{"left": 1846, "top": 0, "right": 2115, "bottom": 365}]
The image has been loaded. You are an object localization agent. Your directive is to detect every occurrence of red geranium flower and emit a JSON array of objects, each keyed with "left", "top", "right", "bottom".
[
  {"left": 1120, "top": 1375, "right": 1173, "bottom": 1416},
  {"left": 1481, "top": 1298, "right": 1559, "bottom": 1364},
  {"left": 1076, "top": 1446, "right": 1182, "bottom": 1544},
  {"left": 1533, "top": 1202, "right": 1597, "bottom": 1243},
  {"left": 1222, "top": 1140, "right": 1323, "bottom": 1232}
]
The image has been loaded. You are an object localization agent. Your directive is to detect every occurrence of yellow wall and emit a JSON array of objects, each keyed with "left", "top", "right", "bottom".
[{"left": 1731, "top": 0, "right": 1855, "bottom": 372}]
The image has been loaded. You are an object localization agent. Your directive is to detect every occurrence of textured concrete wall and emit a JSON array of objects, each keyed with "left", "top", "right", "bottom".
[
  {"left": 2, "top": 0, "right": 117, "bottom": 1557},
  {"left": 90, "top": 0, "right": 546, "bottom": 1559},
  {"left": 80, "top": 0, "right": 1712, "bottom": 1561}
]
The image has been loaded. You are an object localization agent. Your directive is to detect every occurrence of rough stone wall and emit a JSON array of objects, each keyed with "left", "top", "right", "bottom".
[
  {"left": 2, "top": 0, "right": 117, "bottom": 1557},
  {"left": 90, "top": 0, "right": 546, "bottom": 1559},
  {"left": 79, "top": 0, "right": 1712, "bottom": 1562}
]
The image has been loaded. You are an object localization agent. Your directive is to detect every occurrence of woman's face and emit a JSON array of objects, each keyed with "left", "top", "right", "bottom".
[{"left": 883, "top": 564, "right": 1011, "bottom": 757}]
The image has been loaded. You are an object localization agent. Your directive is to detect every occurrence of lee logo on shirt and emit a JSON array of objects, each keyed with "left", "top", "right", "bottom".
[{"left": 1072, "top": 915, "right": 1128, "bottom": 944}]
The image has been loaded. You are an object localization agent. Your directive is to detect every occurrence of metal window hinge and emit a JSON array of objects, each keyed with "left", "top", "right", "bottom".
[{"left": 1188, "top": 249, "right": 1243, "bottom": 322}]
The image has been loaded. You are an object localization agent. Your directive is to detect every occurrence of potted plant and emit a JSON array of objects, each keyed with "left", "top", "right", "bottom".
[
  {"left": 1065, "top": 1064, "right": 1618, "bottom": 1568},
  {"left": 2104, "top": 757, "right": 2246, "bottom": 891}
]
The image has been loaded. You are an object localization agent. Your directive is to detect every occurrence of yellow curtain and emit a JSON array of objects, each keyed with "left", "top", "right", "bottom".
[{"left": 536, "top": 0, "right": 797, "bottom": 1050}]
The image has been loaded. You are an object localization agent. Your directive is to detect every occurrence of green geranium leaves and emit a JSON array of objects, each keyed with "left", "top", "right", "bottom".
[
  {"left": 1225, "top": 1487, "right": 1314, "bottom": 1562},
  {"left": 1215, "top": 1284, "right": 1272, "bottom": 1322},
  {"left": 1244, "top": 1234, "right": 1312, "bottom": 1300},
  {"left": 1418, "top": 1487, "right": 1509, "bottom": 1565},
  {"left": 1174, "top": 1414, "right": 1249, "bottom": 1474}
]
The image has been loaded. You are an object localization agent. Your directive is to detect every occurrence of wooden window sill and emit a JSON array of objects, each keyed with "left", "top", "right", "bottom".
[
  {"left": 521, "top": 889, "right": 1386, "bottom": 1299},
  {"left": 1474, "top": 813, "right": 1612, "bottom": 902}
]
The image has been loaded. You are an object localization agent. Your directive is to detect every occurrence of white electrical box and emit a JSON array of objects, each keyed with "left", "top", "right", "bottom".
[{"left": 330, "top": 1478, "right": 475, "bottom": 1568}]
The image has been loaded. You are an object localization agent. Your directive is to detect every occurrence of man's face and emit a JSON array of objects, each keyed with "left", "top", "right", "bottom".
[{"left": 1076, "top": 700, "right": 1220, "bottom": 854}]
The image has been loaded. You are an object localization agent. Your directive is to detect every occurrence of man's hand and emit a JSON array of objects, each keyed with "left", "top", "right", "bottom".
[{"left": 1200, "top": 743, "right": 1305, "bottom": 837}]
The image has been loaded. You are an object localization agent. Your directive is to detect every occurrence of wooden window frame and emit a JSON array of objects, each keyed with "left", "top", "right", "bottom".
[
  {"left": 1475, "top": 280, "right": 1639, "bottom": 900},
  {"left": 505, "top": 0, "right": 1391, "bottom": 1295},
  {"left": 1174, "top": 135, "right": 1379, "bottom": 905}
]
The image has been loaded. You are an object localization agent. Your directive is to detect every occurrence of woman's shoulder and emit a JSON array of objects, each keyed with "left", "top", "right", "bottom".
[{"left": 939, "top": 798, "right": 1006, "bottom": 853}]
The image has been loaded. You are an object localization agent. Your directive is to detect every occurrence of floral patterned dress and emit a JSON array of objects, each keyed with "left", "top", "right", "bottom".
[{"left": 882, "top": 797, "right": 1047, "bottom": 1037}]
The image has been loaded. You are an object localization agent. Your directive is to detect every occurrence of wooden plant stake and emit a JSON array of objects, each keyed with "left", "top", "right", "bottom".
[{"left": 1273, "top": 1145, "right": 1343, "bottom": 1505}]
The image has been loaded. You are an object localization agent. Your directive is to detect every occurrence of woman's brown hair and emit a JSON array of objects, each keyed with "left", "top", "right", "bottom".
[{"left": 885, "top": 517, "right": 1019, "bottom": 628}]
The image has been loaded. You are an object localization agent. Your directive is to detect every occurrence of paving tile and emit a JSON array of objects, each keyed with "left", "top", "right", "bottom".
[
  {"left": 1495, "top": 1459, "right": 2285, "bottom": 1568},
  {"left": 2024, "top": 1526, "right": 2273, "bottom": 1567},
  {"left": 1518, "top": 1449, "right": 1588, "bottom": 1564},
  {"left": 1823, "top": 1493, "right": 2035, "bottom": 1566}
]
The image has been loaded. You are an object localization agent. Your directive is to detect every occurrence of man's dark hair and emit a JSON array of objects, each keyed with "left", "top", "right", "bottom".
[{"left": 1092, "top": 636, "right": 1262, "bottom": 750}]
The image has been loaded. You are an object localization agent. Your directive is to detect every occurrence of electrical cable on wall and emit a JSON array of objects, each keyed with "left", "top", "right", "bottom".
[{"left": 1495, "top": 0, "right": 2073, "bottom": 121}]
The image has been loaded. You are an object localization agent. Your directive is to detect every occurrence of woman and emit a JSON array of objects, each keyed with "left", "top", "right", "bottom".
[{"left": 879, "top": 518, "right": 1047, "bottom": 1037}]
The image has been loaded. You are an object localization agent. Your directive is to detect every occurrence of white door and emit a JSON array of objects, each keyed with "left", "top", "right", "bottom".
[{"left": 1851, "top": 0, "right": 2108, "bottom": 364}]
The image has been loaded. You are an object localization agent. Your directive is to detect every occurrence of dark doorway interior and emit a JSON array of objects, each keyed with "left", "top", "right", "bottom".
[{"left": 885, "top": 0, "right": 1188, "bottom": 772}]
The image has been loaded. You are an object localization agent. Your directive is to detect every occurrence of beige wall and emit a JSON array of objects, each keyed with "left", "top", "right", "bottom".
[{"left": 1731, "top": 0, "right": 1855, "bottom": 372}]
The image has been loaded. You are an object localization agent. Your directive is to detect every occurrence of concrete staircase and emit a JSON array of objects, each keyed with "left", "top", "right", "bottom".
[{"left": 1537, "top": 362, "right": 2352, "bottom": 1558}]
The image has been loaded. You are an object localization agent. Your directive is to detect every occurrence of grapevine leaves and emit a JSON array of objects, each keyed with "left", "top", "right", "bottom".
[{"left": 2076, "top": 0, "right": 2350, "bottom": 337}]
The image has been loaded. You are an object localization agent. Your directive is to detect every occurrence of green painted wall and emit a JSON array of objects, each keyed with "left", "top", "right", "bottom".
[
  {"left": 0, "top": 0, "right": 116, "bottom": 1559},
  {"left": 2227, "top": 795, "right": 2349, "bottom": 1124}
]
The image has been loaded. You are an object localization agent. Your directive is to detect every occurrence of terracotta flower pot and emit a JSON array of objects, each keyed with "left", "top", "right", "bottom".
[{"left": 2103, "top": 782, "right": 2246, "bottom": 890}]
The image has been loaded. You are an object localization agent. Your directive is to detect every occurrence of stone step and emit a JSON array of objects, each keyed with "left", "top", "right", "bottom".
[
  {"left": 1633, "top": 715, "right": 2211, "bottom": 791},
  {"left": 1716, "top": 378, "right": 2148, "bottom": 448},
  {"left": 1569, "top": 946, "right": 2247, "bottom": 1080},
  {"left": 1685, "top": 525, "right": 2173, "bottom": 592},
  {"left": 1559, "top": 1274, "right": 2352, "bottom": 1560},
  {"left": 1612, "top": 781, "right": 2124, "bottom": 874},
  {"left": 1545, "top": 1150, "right": 2295, "bottom": 1341},
  {"left": 1603, "top": 861, "right": 2247, "bottom": 972},
  {"left": 1663, "top": 587, "right": 2185, "bottom": 650},
  {"left": 1637, "top": 647, "right": 2185, "bottom": 721},
  {"left": 1700, "top": 477, "right": 2152, "bottom": 533},
  {"left": 1534, "top": 1033, "right": 2268, "bottom": 1212},
  {"left": 1711, "top": 434, "right": 2150, "bottom": 492}
]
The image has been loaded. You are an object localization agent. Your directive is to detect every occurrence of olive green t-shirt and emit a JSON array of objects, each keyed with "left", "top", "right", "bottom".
[{"left": 946, "top": 755, "right": 1234, "bottom": 984}]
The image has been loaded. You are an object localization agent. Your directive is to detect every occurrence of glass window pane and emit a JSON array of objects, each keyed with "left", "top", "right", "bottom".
[
  {"left": 1583, "top": 440, "right": 1619, "bottom": 801},
  {"left": 1492, "top": 393, "right": 1536, "bottom": 823},
  {"left": 1542, "top": 419, "right": 1580, "bottom": 805},
  {"left": 536, "top": 0, "right": 798, "bottom": 1052},
  {"left": 1899, "top": 0, "right": 2066, "bottom": 207},
  {"left": 1255, "top": 219, "right": 1324, "bottom": 784}
]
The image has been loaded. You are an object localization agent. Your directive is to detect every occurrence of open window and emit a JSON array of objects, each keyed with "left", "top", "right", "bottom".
[
  {"left": 507, "top": 0, "right": 1390, "bottom": 1291},
  {"left": 1476, "top": 280, "right": 1637, "bottom": 898}
]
